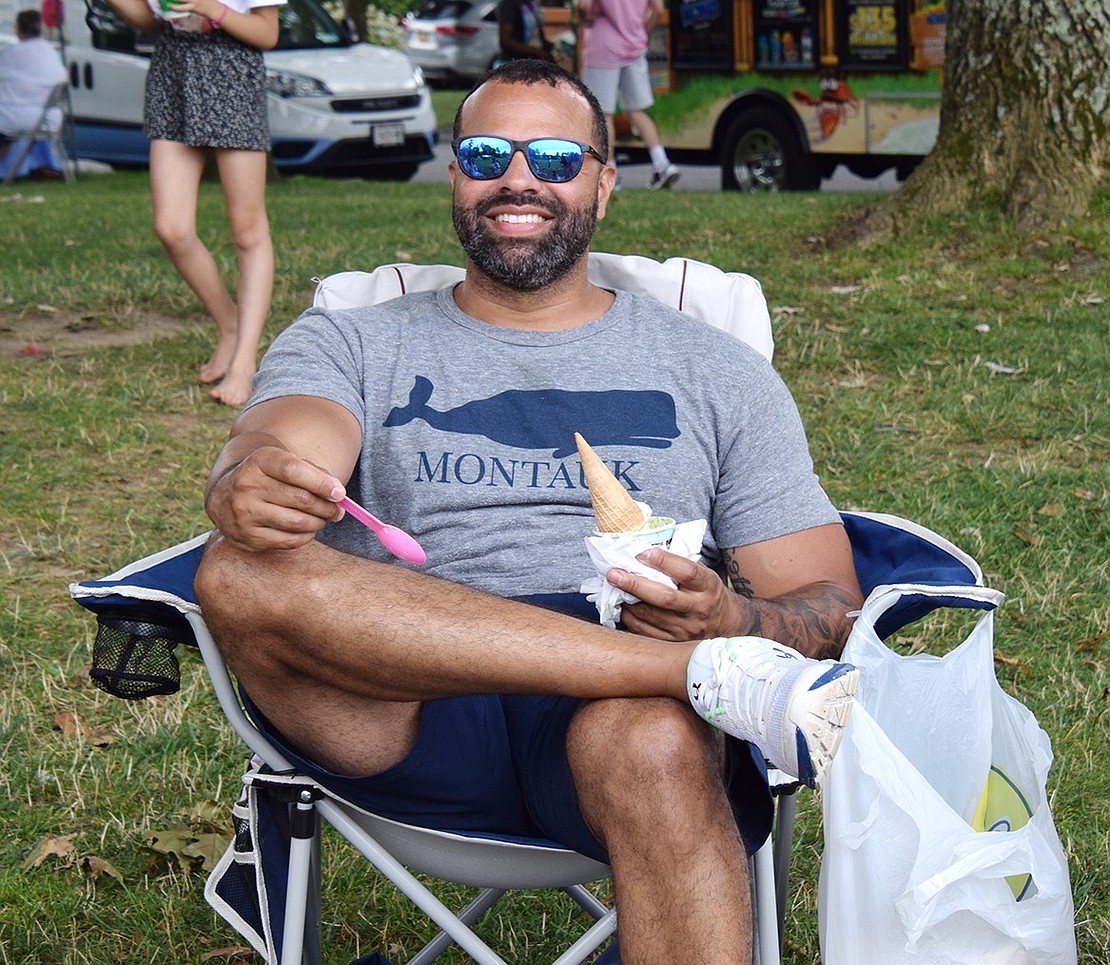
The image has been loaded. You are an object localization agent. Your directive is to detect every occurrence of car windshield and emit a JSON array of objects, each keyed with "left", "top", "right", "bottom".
[{"left": 276, "top": 0, "right": 351, "bottom": 49}]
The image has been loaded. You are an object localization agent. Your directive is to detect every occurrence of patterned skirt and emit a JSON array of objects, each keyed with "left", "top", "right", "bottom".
[{"left": 144, "top": 23, "right": 270, "bottom": 152}]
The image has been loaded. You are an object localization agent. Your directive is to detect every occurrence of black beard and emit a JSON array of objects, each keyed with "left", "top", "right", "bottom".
[{"left": 452, "top": 191, "right": 598, "bottom": 292}]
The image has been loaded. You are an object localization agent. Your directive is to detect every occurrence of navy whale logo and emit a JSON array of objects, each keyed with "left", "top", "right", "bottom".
[{"left": 384, "top": 376, "right": 680, "bottom": 458}]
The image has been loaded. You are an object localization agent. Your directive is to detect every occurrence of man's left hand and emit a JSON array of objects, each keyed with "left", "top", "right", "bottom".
[{"left": 607, "top": 548, "right": 747, "bottom": 641}]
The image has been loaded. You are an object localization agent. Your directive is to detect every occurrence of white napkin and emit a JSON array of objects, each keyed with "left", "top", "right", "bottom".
[{"left": 580, "top": 507, "right": 709, "bottom": 628}]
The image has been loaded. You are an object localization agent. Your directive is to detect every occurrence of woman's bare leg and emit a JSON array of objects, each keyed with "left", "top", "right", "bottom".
[
  {"left": 149, "top": 139, "right": 240, "bottom": 389},
  {"left": 208, "top": 147, "right": 273, "bottom": 407}
]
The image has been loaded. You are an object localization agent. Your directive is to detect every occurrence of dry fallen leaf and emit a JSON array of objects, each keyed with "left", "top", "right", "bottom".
[
  {"left": 146, "top": 826, "right": 230, "bottom": 875},
  {"left": 1011, "top": 526, "right": 1038, "bottom": 547},
  {"left": 1075, "top": 633, "right": 1106, "bottom": 654},
  {"left": 1037, "top": 502, "right": 1065, "bottom": 517},
  {"left": 82, "top": 855, "right": 125, "bottom": 882},
  {"left": 51, "top": 711, "right": 114, "bottom": 747},
  {"left": 52, "top": 712, "right": 84, "bottom": 738},
  {"left": 23, "top": 833, "right": 78, "bottom": 870},
  {"left": 184, "top": 833, "right": 230, "bottom": 873},
  {"left": 993, "top": 653, "right": 1030, "bottom": 675}
]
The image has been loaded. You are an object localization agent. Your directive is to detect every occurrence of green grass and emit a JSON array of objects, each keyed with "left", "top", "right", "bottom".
[{"left": 1, "top": 173, "right": 1107, "bottom": 964}]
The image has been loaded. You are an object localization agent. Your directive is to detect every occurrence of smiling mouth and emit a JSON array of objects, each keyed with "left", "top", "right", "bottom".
[{"left": 492, "top": 212, "right": 549, "bottom": 224}]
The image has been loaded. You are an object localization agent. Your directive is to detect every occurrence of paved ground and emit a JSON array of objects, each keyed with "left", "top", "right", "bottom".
[{"left": 413, "top": 133, "right": 901, "bottom": 193}]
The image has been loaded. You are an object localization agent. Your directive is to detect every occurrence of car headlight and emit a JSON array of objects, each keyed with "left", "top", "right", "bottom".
[
  {"left": 265, "top": 69, "right": 333, "bottom": 98},
  {"left": 411, "top": 64, "right": 426, "bottom": 89}
]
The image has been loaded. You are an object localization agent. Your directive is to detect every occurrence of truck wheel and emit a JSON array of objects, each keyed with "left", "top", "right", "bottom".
[{"left": 720, "top": 108, "right": 820, "bottom": 192}]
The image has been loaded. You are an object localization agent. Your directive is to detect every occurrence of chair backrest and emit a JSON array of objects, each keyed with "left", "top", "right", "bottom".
[
  {"left": 313, "top": 252, "right": 775, "bottom": 361},
  {"left": 1, "top": 82, "right": 72, "bottom": 185},
  {"left": 20, "top": 81, "right": 69, "bottom": 136}
]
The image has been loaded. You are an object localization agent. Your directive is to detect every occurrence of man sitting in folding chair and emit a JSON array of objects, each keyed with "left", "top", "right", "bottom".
[
  {"left": 196, "top": 59, "right": 863, "bottom": 964},
  {"left": 0, "top": 9, "right": 69, "bottom": 181}
]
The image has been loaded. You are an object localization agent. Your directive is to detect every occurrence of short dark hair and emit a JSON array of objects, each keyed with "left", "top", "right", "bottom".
[
  {"left": 452, "top": 60, "right": 609, "bottom": 162},
  {"left": 16, "top": 9, "right": 43, "bottom": 37}
]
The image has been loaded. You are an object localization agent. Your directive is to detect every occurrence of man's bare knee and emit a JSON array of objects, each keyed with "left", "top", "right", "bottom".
[
  {"left": 568, "top": 698, "right": 724, "bottom": 846},
  {"left": 193, "top": 533, "right": 296, "bottom": 671}
]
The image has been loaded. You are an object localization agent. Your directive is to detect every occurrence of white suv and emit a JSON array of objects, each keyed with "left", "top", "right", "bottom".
[
  {"left": 403, "top": 0, "right": 500, "bottom": 85},
  {"left": 53, "top": 0, "right": 437, "bottom": 179}
]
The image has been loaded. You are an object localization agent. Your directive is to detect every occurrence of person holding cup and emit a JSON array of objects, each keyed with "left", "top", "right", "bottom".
[{"left": 105, "top": 0, "right": 285, "bottom": 407}]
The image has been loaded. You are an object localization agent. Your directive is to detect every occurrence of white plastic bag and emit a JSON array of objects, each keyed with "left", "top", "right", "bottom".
[{"left": 819, "top": 584, "right": 1077, "bottom": 965}]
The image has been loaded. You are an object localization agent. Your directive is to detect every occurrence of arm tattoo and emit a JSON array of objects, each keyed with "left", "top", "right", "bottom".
[
  {"left": 725, "top": 556, "right": 754, "bottom": 599},
  {"left": 724, "top": 549, "right": 859, "bottom": 660}
]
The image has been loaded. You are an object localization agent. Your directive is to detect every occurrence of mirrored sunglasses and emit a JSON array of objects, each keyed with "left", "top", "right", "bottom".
[{"left": 453, "top": 136, "right": 606, "bottom": 183}]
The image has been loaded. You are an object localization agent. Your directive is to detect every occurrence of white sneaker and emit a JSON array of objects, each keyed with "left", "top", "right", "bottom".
[
  {"left": 649, "top": 162, "right": 680, "bottom": 190},
  {"left": 687, "top": 636, "right": 858, "bottom": 788}
]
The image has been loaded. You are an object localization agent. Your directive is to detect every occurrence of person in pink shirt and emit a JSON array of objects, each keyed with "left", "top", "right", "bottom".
[{"left": 576, "top": 0, "right": 678, "bottom": 189}]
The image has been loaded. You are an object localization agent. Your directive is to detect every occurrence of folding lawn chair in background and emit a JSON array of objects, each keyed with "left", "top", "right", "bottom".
[
  {"left": 1, "top": 81, "right": 74, "bottom": 184},
  {"left": 69, "top": 255, "right": 991, "bottom": 964}
]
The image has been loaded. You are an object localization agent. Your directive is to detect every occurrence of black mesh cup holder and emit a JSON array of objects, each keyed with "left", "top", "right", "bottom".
[{"left": 90, "top": 612, "right": 194, "bottom": 699}]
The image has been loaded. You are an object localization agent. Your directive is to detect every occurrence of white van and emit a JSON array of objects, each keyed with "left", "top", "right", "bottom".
[{"left": 0, "top": 0, "right": 438, "bottom": 179}]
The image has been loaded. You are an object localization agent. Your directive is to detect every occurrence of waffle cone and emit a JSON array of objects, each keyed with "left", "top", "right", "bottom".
[{"left": 575, "top": 432, "right": 645, "bottom": 532}]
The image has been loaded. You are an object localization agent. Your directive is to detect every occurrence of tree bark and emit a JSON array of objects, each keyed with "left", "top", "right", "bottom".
[
  {"left": 344, "top": 0, "right": 367, "bottom": 42},
  {"left": 835, "top": 0, "right": 1110, "bottom": 245}
]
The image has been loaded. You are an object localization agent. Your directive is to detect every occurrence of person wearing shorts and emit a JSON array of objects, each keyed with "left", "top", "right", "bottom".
[
  {"left": 196, "top": 61, "right": 863, "bottom": 962},
  {"left": 577, "top": 0, "right": 679, "bottom": 189},
  {"left": 106, "top": 0, "right": 284, "bottom": 407}
]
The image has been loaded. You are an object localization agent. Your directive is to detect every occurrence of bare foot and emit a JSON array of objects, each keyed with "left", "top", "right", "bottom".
[
  {"left": 208, "top": 366, "right": 256, "bottom": 407},
  {"left": 199, "top": 335, "right": 238, "bottom": 385}
]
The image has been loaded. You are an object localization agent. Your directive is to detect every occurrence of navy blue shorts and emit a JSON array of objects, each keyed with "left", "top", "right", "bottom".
[{"left": 243, "top": 593, "right": 772, "bottom": 861}]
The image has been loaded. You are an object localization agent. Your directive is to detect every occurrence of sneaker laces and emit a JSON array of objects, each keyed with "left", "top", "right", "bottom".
[{"left": 700, "top": 639, "right": 806, "bottom": 752}]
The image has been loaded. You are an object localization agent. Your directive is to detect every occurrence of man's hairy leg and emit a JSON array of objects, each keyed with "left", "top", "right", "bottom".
[
  {"left": 568, "top": 698, "right": 752, "bottom": 964},
  {"left": 194, "top": 533, "right": 694, "bottom": 774}
]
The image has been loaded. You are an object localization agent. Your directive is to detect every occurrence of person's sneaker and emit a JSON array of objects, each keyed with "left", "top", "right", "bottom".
[
  {"left": 687, "top": 636, "right": 858, "bottom": 788},
  {"left": 649, "top": 162, "right": 680, "bottom": 190}
]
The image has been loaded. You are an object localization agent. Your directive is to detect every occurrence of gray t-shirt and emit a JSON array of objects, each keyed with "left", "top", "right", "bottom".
[{"left": 249, "top": 287, "right": 839, "bottom": 598}]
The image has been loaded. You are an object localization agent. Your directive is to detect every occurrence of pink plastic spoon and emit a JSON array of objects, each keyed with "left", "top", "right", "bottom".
[{"left": 339, "top": 496, "right": 426, "bottom": 566}]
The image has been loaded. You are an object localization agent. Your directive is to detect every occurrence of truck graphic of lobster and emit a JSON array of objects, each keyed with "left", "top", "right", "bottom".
[{"left": 792, "top": 75, "right": 860, "bottom": 141}]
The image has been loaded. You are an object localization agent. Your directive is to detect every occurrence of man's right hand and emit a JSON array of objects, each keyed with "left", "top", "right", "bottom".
[
  {"left": 206, "top": 443, "right": 346, "bottom": 551},
  {"left": 203, "top": 396, "right": 363, "bottom": 552}
]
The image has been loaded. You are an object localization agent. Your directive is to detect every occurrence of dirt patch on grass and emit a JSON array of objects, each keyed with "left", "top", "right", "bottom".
[{"left": 0, "top": 309, "right": 190, "bottom": 358}]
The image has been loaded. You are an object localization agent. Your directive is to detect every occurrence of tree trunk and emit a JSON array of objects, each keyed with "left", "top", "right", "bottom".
[
  {"left": 836, "top": 0, "right": 1110, "bottom": 245},
  {"left": 344, "top": 0, "right": 367, "bottom": 42}
]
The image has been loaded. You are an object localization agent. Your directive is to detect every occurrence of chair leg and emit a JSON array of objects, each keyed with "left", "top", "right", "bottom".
[
  {"left": 751, "top": 837, "right": 781, "bottom": 965},
  {"left": 562, "top": 883, "right": 609, "bottom": 920},
  {"left": 772, "top": 791, "right": 798, "bottom": 958},
  {"left": 407, "top": 889, "right": 506, "bottom": 965},
  {"left": 281, "top": 793, "right": 319, "bottom": 965},
  {"left": 319, "top": 799, "right": 509, "bottom": 965},
  {"left": 2, "top": 138, "right": 33, "bottom": 185},
  {"left": 549, "top": 907, "right": 617, "bottom": 965},
  {"left": 304, "top": 830, "right": 323, "bottom": 965}
]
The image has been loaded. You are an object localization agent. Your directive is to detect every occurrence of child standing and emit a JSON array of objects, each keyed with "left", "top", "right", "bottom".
[{"left": 107, "top": 0, "right": 284, "bottom": 406}]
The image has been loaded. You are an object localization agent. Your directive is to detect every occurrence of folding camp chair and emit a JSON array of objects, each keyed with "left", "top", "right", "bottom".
[
  {"left": 68, "top": 510, "right": 989, "bottom": 964},
  {"left": 69, "top": 255, "right": 991, "bottom": 965},
  {"left": 1, "top": 81, "right": 74, "bottom": 184}
]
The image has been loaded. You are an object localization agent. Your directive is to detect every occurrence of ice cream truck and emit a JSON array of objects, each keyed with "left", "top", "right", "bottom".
[{"left": 580, "top": 0, "right": 947, "bottom": 190}]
